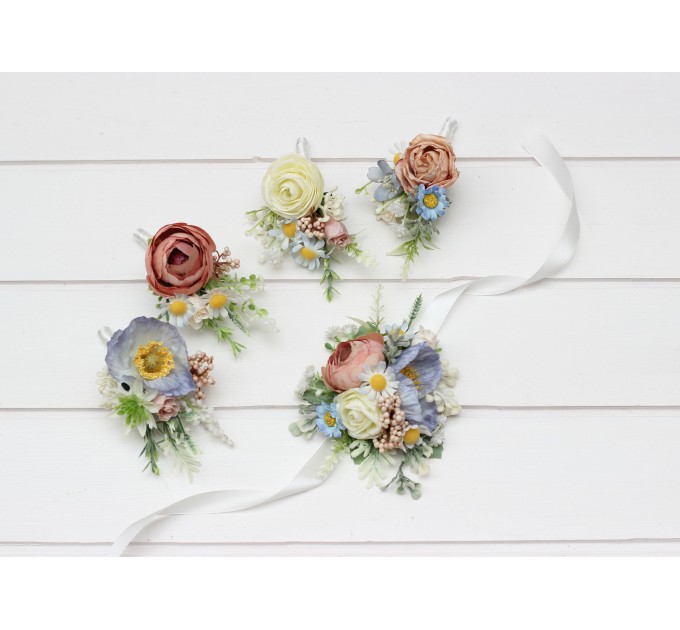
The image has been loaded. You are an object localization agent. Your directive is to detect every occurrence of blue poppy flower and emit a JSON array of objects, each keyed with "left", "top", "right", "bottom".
[
  {"left": 367, "top": 159, "right": 403, "bottom": 202},
  {"left": 397, "top": 377, "right": 424, "bottom": 427},
  {"left": 415, "top": 184, "right": 449, "bottom": 221},
  {"left": 105, "top": 316, "right": 196, "bottom": 397},
  {"left": 315, "top": 402, "right": 345, "bottom": 438},
  {"left": 396, "top": 359, "right": 441, "bottom": 432},
  {"left": 393, "top": 342, "right": 442, "bottom": 397}
]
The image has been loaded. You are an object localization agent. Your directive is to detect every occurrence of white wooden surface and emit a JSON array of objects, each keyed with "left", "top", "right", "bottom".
[{"left": 1, "top": 73, "right": 679, "bottom": 556}]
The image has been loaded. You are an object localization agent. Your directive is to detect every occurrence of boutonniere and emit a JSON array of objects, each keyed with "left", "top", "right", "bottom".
[
  {"left": 98, "top": 317, "right": 231, "bottom": 477},
  {"left": 357, "top": 119, "right": 459, "bottom": 278},
  {"left": 137, "top": 223, "right": 274, "bottom": 355},
  {"left": 290, "top": 287, "right": 460, "bottom": 498},
  {"left": 246, "top": 138, "right": 376, "bottom": 301}
]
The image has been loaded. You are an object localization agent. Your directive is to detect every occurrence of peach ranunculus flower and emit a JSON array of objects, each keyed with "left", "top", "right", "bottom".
[
  {"left": 145, "top": 223, "right": 216, "bottom": 297},
  {"left": 321, "top": 333, "right": 385, "bottom": 392},
  {"left": 323, "top": 218, "right": 351, "bottom": 249},
  {"left": 394, "top": 133, "right": 459, "bottom": 194}
]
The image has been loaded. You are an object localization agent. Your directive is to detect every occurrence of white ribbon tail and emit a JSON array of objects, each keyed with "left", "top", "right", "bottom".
[
  {"left": 419, "top": 129, "right": 579, "bottom": 334},
  {"left": 98, "top": 327, "right": 113, "bottom": 344},
  {"left": 110, "top": 439, "right": 335, "bottom": 556}
]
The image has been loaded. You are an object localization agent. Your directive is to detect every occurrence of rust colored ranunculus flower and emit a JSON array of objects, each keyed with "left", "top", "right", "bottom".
[
  {"left": 394, "top": 133, "right": 459, "bottom": 194},
  {"left": 145, "top": 223, "right": 216, "bottom": 297},
  {"left": 321, "top": 332, "right": 385, "bottom": 392}
]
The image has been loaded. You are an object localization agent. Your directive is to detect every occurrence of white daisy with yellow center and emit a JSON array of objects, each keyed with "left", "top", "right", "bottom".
[
  {"left": 161, "top": 295, "right": 194, "bottom": 327},
  {"left": 291, "top": 234, "right": 326, "bottom": 271},
  {"left": 204, "top": 288, "right": 230, "bottom": 319},
  {"left": 359, "top": 362, "right": 398, "bottom": 400},
  {"left": 401, "top": 424, "right": 431, "bottom": 451},
  {"left": 269, "top": 220, "right": 299, "bottom": 250}
]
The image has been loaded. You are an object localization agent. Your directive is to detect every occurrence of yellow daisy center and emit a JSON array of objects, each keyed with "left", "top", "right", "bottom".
[
  {"left": 393, "top": 152, "right": 401, "bottom": 165},
  {"left": 404, "top": 427, "right": 421, "bottom": 445},
  {"left": 400, "top": 366, "right": 421, "bottom": 389},
  {"left": 300, "top": 246, "right": 317, "bottom": 261},
  {"left": 282, "top": 222, "right": 297, "bottom": 239},
  {"left": 423, "top": 193, "right": 439, "bottom": 209},
  {"left": 209, "top": 293, "right": 228, "bottom": 309},
  {"left": 168, "top": 300, "right": 187, "bottom": 316},
  {"left": 134, "top": 341, "right": 175, "bottom": 380},
  {"left": 369, "top": 373, "right": 388, "bottom": 392},
  {"left": 324, "top": 412, "right": 336, "bottom": 428}
]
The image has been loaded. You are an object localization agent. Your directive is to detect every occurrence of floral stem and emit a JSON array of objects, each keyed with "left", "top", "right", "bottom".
[{"left": 320, "top": 255, "right": 341, "bottom": 302}]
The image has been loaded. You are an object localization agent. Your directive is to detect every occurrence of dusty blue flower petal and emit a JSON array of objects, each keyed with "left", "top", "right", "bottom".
[
  {"left": 420, "top": 399, "right": 439, "bottom": 432},
  {"left": 393, "top": 342, "right": 442, "bottom": 396},
  {"left": 377, "top": 159, "right": 393, "bottom": 175},
  {"left": 398, "top": 379, "right": 423, "bottom": 426},
  {"left": 390, "top": 173, "right": 403, "bottom": 192},
  {"left": 374, "top": 185, "right": 396, "bottom": 202},
  {"left": 367, "top": 166, "right": 384, "bottom": 182},
  {"left": 105, "top": 316, "right": 196, "bottom": 397}
]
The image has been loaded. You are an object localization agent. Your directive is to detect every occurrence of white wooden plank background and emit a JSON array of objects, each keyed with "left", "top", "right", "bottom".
[{"left": 1, "top": 73, "right": 679, "bottom": 556}]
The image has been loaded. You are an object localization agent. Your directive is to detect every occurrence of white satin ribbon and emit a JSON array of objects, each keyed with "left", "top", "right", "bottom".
[
  {"left": 419, "top": 128, "right": 579, "bottom": 334},
  {"left": 99, "top": 327, "right": 113, "bottom": 344},
  {"left": 295, "top": 137, "right": 311, "bottom": 160},
  {"left": 439, "top": 117, "right": 458, "bottom": 142},
  {"left": 133, "top": 228, "right": 152, "bottom": 248},
  {"left": 108, "top": 129, "right": 578, "bottom": 556},
  {"left": 110, "top": 440, "right": 335, "bottom": 556}
]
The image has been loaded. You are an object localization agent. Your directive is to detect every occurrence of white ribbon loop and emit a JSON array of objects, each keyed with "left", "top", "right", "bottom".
[
  {"left": 109, "top": 130, "right": 578, "bottom": 556},
  {"left": 438, "top": 117, "right": 458, "bottom": 141},
  {"left": 133, "top": 228, "right": 152, "bottom": 248},
  {"left": 295, "top": 137, "right": 311, "bottom": 160},
  {"left": 418, "top": 129, "right": 579, "bottom": 334},
  {"left": 99, "top": 327, "right": 113, "bottom": 344}
]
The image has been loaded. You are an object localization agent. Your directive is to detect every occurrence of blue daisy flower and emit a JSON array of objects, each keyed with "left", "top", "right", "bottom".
[
  {"left": 105, "top": 316, "right": 196, "bottom": 397},
  {"left": 415, "top": 184, "right": 449, "bottom": 221},
  {"left": 315, "top": 402, "right": 345, "bottom": 438}
]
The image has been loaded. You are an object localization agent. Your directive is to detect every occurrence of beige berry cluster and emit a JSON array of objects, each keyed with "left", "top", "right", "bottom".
[
  {"left": 213, "top": 246, "right": 241, "bottom": 278},
  {"left": 297, "top": 214, "right": 328, "bottom": 240},
  {"left": 188, "top": 351, "right": 216, "bottom": 400},
  {"left": 373, "top": 393, "right": 407, "bottom": 453}
]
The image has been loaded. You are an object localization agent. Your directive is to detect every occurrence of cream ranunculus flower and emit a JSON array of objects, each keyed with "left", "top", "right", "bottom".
[
  {"left": 335, "top": 389, "right": 382, "bottom": 440},
  {"left": 262, "top": 154, "right": 324, "bottom": 219}
]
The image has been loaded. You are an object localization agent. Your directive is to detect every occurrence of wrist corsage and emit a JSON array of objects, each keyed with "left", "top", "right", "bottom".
[
  {"left": 290, "top": 287, "right": 460, "bottom": 498},
  {"left": 246, "top": 138, "right": 376, "bottom": 301},
  {"left": 357, "top": 118, "right": 459, "bottom": 278},
  {"left": 98, "top": 317, "right": 231, "bottom": 477},
  {"left": 138, "top": 223, "right": 274, "bottom": 356}
]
